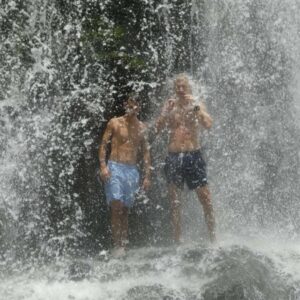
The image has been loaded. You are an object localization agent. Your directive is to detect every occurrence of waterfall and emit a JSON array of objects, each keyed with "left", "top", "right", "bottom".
[
  {"left": 0, "top": 0, "right": 194, "bottom": 258},
  {"left": 1, "top": 0, "right": 300, "bottom": 299},
  {"left": 202, "top": 0, "right": 300, "bottom": 237}
]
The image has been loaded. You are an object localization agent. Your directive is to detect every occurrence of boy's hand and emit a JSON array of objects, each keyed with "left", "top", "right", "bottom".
[
  {"left": 161, "top": 99, "right": 175, "bottom": 115},
  {"left": 184, "top": 94, "right": 194, "bottom": 102},
  {"left": 100, "top": 166, "right": 111, "bottom": 182}
]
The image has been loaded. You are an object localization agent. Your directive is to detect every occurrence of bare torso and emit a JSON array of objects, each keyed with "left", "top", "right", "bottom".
[
  {"left": 167, "top": 103, "right": 202, "bottom": 152},
  {"left": 109, "top": 116, "right": 145, "bottom": 164}
]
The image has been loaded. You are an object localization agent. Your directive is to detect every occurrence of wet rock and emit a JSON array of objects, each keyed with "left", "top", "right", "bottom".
[
  {"left": 202, "top": 283, "right": 247, "bottom": 300},
  {"left": 182, "top": 248, "right": 208, "bottom": 263},
  {"left": 124, "top": 284, "right": 182, "bottom": 300},
  {"left": 67, "top": 260, "right": 92, "bottom": 281}
]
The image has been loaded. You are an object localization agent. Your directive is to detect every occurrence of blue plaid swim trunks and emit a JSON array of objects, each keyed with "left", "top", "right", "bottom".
[{"left": 104, "top": 160, "right": 140, "bottom": 208}]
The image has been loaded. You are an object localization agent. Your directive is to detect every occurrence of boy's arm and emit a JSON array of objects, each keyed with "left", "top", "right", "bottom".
[
  {"left": 155, "top": 114, "right": 168, "bottom": 134},
  {"left": 155, "top": 99, "right": 175, "bottom": 133},
  {"left": 195, "top": 101, "right": 213, "bottom": 129},
  {"left": 141, "top": 125, "right": 151, "bottom": 190},
  {"left": 98, "top": 119, "right": 114, "bottom": 181}
]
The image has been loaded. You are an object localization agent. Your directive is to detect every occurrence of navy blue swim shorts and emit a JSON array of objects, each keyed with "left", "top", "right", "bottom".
[{"left": 164, "top": 150, "right": 208, "bottom": 190}]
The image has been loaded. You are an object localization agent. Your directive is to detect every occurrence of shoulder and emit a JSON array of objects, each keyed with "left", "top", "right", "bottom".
[
  {"left": 104, "top": 118, "right": 117, "bottom": 133},
  {"left": 107, "top": 117, "right": 122, "bottom": 127},
  {"left": 199, "top": 102, "right": 207, "bottom": 109},
  {"left": 198, "top": 102, "right": 209, "bottom": 114}
]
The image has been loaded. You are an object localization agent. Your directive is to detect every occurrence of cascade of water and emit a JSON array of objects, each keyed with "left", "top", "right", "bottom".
[
  {"left": 194, "top": 0, "right": 300, "bottom": 238},
  {"left": 1, "top": 0, "right": 300, "bottom": 256},
  {"left": 0, "top": 0, "right": 195, "bottom": 259},
  {"left": 0, "top": 0, "right": 114, "bottom": 259},
  {"left": 1, "top": 0, "right": 300, "bottom": 299}
]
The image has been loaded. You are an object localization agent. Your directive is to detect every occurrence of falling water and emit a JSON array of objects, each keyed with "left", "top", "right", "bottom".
[{"left": 1, "top": 0, "right": 300, "bottom": 299}]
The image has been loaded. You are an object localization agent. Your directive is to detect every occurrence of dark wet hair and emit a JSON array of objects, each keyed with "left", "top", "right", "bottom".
[{"left": 127, "top": 93, "right": 140, "bottom": 103}]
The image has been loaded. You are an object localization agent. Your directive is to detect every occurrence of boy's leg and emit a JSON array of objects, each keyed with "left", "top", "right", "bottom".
[
  {"left": 195, "top": 185, "right": 216, "bottom": 242},
  {"left": 120, "top": 207, "right": 129, "bottom": 247},
  {"left": 168, "top": 183, "right": 182, "bottom": 243},
  {"left": 111, "top": 200, "right": 125, "bottom": 248}
]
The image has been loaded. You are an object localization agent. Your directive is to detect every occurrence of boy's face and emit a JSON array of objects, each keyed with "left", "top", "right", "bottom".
[
  {"left": 175, "top": 80, "right": 189, "bottom": 97},
  {"left": 125, "top": 99, "right": 140, "bottom": 116}
]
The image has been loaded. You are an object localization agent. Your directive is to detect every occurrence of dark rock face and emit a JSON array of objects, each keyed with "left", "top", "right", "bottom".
[{"left": 0, "top": 0, "right": 201, "bottom": 259}]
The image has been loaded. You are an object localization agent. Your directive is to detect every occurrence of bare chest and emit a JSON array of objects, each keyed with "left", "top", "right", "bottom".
[
  {"left": 170, "top": 109, "right": 199, "bottom": 129},
  {"left": 115, "top": 122, "right": 142, "bottom": 144}
]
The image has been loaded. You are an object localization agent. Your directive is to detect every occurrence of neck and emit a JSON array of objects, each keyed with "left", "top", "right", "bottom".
[
  {"left": 124, "top": 114, "right": 138, "bottom": 123},
  {"left": 177, "top": 96, "right": 188, "bottom": 107}
]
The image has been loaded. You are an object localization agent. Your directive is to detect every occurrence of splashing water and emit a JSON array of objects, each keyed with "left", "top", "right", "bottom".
[{"left": 1, "top": 0, "right": 300, "bottom": 299}]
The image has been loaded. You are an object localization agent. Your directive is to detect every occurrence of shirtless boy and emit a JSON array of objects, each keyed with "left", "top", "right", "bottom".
[
  {"left": 99, "top": 97, "right": 151, "bottom": 255},
  {"left": 156, "top": 74, "right": 216, "bottom": 242}
]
